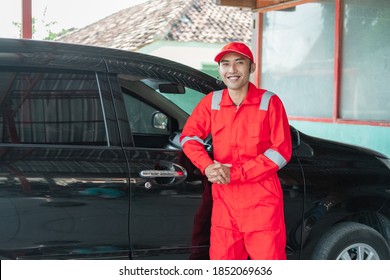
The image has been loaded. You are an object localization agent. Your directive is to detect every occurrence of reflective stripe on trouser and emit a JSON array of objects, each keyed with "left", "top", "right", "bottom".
[{"left": 209, "top": 226, "right": 287, "bottom": 260}]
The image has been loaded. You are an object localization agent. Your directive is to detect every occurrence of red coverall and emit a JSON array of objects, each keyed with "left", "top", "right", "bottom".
[{"left": 180, "top": 83, "right": 292, "bottom": 260}]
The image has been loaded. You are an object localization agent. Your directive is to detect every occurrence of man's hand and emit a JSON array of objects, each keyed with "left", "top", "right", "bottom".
[{"left": 204, "top": 161, "right": 232, "bottom": 184}]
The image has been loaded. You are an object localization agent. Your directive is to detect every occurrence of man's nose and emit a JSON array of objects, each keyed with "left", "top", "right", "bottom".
[{"left": 228, "top": 64, "right": 237, "bottom": 72}]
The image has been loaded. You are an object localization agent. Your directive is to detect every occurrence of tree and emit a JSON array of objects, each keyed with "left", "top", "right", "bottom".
[{"left": 12, "top": 7, "right": 72, "bottom": 40}]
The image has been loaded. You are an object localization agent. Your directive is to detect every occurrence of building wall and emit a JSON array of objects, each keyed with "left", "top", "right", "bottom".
[
  {"left": 257, "top": 0, "right": 390, "bottom": 157},
  {"left": 290, "top": 121, "right": 390, "bottom": 157}
]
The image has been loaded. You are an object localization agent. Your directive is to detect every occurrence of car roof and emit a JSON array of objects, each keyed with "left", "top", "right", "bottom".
[{"left": 0, "top": 38, "right": 225, "bottom": 94}]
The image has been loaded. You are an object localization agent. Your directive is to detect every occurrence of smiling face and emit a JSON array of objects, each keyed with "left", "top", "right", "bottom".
[{"left": 218, "top": 52, "right": 256, "bottom": 94}]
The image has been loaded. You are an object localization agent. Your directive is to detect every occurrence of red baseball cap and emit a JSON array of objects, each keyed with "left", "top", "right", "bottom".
[{"left": 214, "top": 42, "right": 254, "bottom": 63}]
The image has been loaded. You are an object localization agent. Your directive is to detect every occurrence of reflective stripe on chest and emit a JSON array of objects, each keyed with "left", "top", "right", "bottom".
[{"left": 211, "top": 89, "right": 275, "bottom": 111}]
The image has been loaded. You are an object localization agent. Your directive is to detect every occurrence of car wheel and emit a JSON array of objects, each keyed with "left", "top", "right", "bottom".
[{"left": 311, "top": 222, "right": 390, "bottom": 260}]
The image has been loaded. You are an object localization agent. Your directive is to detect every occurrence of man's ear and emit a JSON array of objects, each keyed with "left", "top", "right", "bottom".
[{"left": 250, "top": 63, "right": 256, "bottom": 73}]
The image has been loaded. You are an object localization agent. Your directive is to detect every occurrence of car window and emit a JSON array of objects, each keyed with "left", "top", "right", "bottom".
[
  {"left": 0, "top": 71, "right": 107, "bottom": 145},
  {"left": 122, "top": 93, "right": 169, "bottom": 136},
  {"left": 116, "top": 75, "right": 208, "bottom": 148}
]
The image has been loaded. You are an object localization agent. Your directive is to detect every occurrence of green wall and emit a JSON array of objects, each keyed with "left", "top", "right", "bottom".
[
  {"left": 201, "top": 62, "right": 220, "bottom": 80},
  {"left": 290, "top": 120, "right": 390, "bottom": 158}
]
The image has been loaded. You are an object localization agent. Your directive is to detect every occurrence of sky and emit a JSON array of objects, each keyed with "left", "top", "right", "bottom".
[{"left": 0, "top": 0, "right": 148, "bottom": 39}]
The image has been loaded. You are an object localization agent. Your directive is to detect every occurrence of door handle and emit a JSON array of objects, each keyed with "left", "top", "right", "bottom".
[
  {"left": 139, "top": 162, "right": 187, "bottom": 185},
  {"left": 140, "top": 170, "right": 185, "bottom": 178}
]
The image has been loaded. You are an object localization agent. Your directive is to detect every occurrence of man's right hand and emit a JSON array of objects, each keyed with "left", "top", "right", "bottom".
[{"left": 204, "top": 161, "right": 232, "bottom": 184}]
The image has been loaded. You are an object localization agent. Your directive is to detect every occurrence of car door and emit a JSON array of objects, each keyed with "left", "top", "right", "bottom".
[
  {"left": 0, "top": 71, "right": 130, "bottom": 259},
  {"left": 108, "top": 75, "right": 210, "bottom": 260},
  {"left": 127, "top": 146, "right": 209, "bottom": 260}
]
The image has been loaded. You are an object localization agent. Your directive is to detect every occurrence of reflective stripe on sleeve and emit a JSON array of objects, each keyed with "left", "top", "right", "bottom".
[
  {"left": 259, "top": 91, "right": 275, "bottom": 111},
  {"left": 264, "top": 148, "right": 287, "bottom": 169},
  {"left": 180, "top": 136, "right": 205, "bottom": 147},
  {"left": 211, "top": 90, "right": 223, "bottom": 110}
]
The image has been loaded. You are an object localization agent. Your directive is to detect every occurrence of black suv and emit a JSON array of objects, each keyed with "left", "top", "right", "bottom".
[{"left": 0, "top": 38, "right": 389, "bottom": 260}]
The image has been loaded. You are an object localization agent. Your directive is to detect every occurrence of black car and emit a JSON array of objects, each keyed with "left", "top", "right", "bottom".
[{"left": 0, "top": 38, "right": 389, "bottom": 260}]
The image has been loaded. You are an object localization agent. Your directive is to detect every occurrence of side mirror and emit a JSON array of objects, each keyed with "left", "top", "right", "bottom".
[
  {"left": 290, "top": 126, "right": 301, "bottom": 150},
  {"left": 152, "top": 111, "right": 168, "bottom": 130},
  {"left": 291, "top": 126, "right": 314, "bottom": 157}
]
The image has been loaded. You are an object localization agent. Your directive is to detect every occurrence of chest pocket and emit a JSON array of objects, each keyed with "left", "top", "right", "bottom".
[
  {"left": 248, "top": 122, "right": 261, "bottom": 138},
  {"left": 211, "top": 121, "right": 225, "bottom": 138}
]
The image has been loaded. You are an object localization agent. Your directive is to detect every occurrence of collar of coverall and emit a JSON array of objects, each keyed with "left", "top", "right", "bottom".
[{"left": 219, "top": 83, "right": 261, "bottom": 106}]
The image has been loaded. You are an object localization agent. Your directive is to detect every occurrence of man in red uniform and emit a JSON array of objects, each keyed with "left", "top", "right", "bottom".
[{"left": 180, "top": 42, "right": 292, "bottom": 260}]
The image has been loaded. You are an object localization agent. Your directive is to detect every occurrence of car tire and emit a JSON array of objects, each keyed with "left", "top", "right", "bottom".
[
  {"left": 311, "top": 221, "right": 390, "bottom": 260},
  {"left": 377, "top": 214, "right": 390, "bottom": 244}
]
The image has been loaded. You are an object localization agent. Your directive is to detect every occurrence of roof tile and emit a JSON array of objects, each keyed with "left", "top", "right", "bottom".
[{"left": 58, "top": 0, "right": 252, "bottom": 50}]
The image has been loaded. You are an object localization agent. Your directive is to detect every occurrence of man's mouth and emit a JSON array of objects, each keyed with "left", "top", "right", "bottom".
[{"left": 228, "top": 76, "right": 240, "bottom": 81}]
